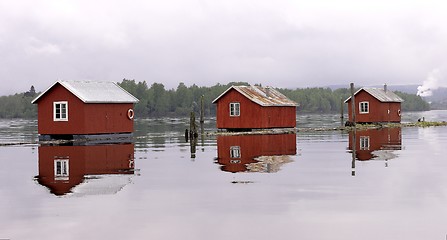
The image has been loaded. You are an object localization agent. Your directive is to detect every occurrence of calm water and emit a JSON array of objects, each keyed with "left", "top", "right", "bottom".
[{"left": 1, "top": 111, "right": 447, "bottom": 240}]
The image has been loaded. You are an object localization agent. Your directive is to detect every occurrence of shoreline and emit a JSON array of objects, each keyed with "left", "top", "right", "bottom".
[{"left": 1, "top": 121, "right": 446, "bottom": 146}]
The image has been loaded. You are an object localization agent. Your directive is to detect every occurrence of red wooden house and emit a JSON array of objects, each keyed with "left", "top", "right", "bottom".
[
  {"left": 216, "top": 133, "right": 296, "bottom": 173},
  {"left": 344, "top": 85, "right": 403, "bottom": 124},
  {"left": 212, "top": 86, "right": 297, "bottom": 130},
  {"left": 35, "top": 143, "right": 135, "bottom": 196},
  {"left": 32, "top": 80, "right": 139, "bottom": 140}
]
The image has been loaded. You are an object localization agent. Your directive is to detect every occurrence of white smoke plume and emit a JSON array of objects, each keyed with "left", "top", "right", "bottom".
[{"left": 417, "top": 69, "right": 442, "bottom": 97}]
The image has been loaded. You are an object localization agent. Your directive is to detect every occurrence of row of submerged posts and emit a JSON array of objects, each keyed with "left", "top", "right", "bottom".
[{"left": 185, "top": 95, "right": 205, "bottom": 158}]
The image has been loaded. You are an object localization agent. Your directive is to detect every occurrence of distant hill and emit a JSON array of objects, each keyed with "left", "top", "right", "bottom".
[
  {"left": 386, "top": 85, "right": 420, "bottom": 94},
  {"left": 425, "top": 88, "right": 447, "bottom": 109},
  {"left": 326, "top": 84, "right": 420, "bottom": 94},
  {"left": 426, "top": 88, "right": 447, "bottom": 102}
]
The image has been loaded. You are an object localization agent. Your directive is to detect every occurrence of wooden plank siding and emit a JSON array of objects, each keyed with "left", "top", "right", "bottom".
[
  {"left": 36, "top": 83, "right": 134, "bottom": 135},
  {"left": 215, "top": 88, "right": 296, "bottom": 129},
  {"left": 346, "top": 89, "right": 402, "bottom": 123}
]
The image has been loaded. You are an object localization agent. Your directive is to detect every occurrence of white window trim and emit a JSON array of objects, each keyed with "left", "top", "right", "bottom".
[
  {"left": 53, "top": 101, "right": 68, "bottom": 121},
  {"left": 54, "top": 159, "right": 69, "bottom": 181},
  {"left": 229, "top": 102, "right": 240, "bottom": 117},
  {"left": 359, "top": 101, "right": 369, "bottom": 114},
  {"left": 360, "top": 136, "right": 370, "bottom": 150},
  {"left": 230, "top": 146, "right": 241, "bottom": 158}
]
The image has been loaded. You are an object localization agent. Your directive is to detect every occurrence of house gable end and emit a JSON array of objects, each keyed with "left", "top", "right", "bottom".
[
  {"left": 32, "top": 81, "right": 64, "bottom": 104},
  {"left": 344, "top": 88, "right": 403, "bottom": 103}
]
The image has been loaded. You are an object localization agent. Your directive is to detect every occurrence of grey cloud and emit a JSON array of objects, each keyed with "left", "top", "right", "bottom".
[{"left": 1, "top": 0, "right": 447, "bottom": 95}]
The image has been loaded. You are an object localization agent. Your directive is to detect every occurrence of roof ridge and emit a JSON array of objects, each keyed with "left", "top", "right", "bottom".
[
  {"left": 212, "top": 85, "right": 297, "bottom": 106},
  {"left": 344, "top": 87, "right": 403, "bottom": 103},
  {"left": 32, "top": 80, "right": 139, "bottom": 104}
]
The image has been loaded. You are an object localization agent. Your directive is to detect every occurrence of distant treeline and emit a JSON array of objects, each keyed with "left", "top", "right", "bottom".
[
  {"left": 118, "top": 79, "right": 429, "bottom": 117},
  {"left": 0, "top": 80, "right": 430, "bottom": 119},
  {"left": 392, "top": 91, "right": 431, "bottom": 112},
  {"left": 0, "top": 86, "right": 38, "bottom": 118}
]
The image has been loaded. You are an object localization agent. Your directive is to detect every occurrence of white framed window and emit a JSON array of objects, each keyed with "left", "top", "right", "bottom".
[
  {"left": 54, "top": 159, "right": 69, "bottom": 181},
  {"left": 359, "top": 101, "right": 369, "bottom": 114},
  {"left": 360, "top": 136, "right": 370, "bottom": 150},
  {"left": 53, "top": 101, "right": 68, "bottom": 121},
  {"left": 230, "top": 146, "right": 241, "bottom": 158},
  {"left": 229, "top": 102, "right": 240, "bottom": 116}
]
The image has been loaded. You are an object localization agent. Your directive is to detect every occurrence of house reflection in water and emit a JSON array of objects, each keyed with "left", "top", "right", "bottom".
[
  {"left": 35, "top": 143, "right": 135, "bottom": 196},
  {"left": 216, "top": 133, "right": 296, "bottom": 173},
  {"left": 348, "top": 127, "right": 402, "bottom": 162}
]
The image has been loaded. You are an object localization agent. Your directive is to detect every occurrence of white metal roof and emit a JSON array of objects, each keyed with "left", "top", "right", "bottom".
[
  {"left": 344, "top": 87, "right": 404, "bottom": 103},
  {"left": 212, "top": 85, "right": 298, "bottom": 107},
  {"left": 32, "top": 80, "right": 139, "bottom": 104}
]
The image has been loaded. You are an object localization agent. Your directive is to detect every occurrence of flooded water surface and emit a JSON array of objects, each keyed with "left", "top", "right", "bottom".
[{"left": 1, "top": 111, "right": 447, "bottom": 240}]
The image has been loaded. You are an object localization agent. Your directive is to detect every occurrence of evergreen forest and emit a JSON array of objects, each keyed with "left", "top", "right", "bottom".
[{"left": 0, "top": 80, "right": 430, "bottom": 119}]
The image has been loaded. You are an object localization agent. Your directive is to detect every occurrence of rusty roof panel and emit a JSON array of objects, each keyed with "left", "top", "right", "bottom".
[
  {"left": 213, "top": 85, "right": 297, "bottom": 107},
  {"left": 363, "top": 88, "right": 404, "bottom": 102}
]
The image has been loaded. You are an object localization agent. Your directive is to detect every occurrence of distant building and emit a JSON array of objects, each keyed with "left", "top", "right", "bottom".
[
  {"left": 32, "top": 80, "right": 139, "bottom": 139},
  {"left": 212, "top": 85, "right": 297, "bottom": 130},
  {"left": 344, "top": 85, "right": 403, "bottom": 123}
]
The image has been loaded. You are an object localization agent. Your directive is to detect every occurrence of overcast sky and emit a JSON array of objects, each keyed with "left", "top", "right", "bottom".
[{"left": 1, "top": 0, "right": 447, "bottom": 95}]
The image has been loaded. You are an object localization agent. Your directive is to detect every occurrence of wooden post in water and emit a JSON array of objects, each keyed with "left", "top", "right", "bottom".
[
  {"left": 200, "top": 123, "right": 205, "bottom": 150},
  {"left": 189, "top": 111, "right": 197, "bottom": 158},
  {"left": 350, "top": 83, "right": 356, "bottom": 176},
  {"left": 351, "top": 126, "right": 357, "bottom": 176},
  {"left": 200, "top": 95, "right": 205, "bottom": 148},
  {"left": 340, "top": 97, "right": 344, "bottom": 126},
  {"left": 351, "top": 142, "right": 356, "bottom": 176},
  {"left": 184, "top": 129, "right": 189, "bottom": 142},
  {"left": 200, "top": 95, "right": 204, "bottom": 125},
  {"left": 350, "top": 83, "right": 356, "bottom": 126},
  {"left": 190, "top": 111, "right": 197, "bottom": 140},
  {"left": 190, "top": 137, "right": 197, "bottom": 159},
  {"left": 190, "top": 111, "right": 193, "bottom": 140}
]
